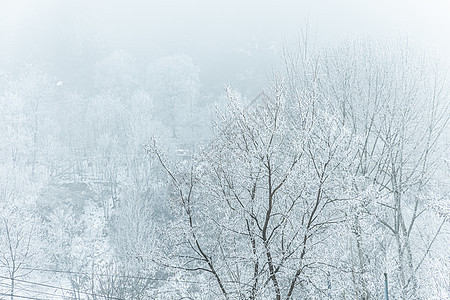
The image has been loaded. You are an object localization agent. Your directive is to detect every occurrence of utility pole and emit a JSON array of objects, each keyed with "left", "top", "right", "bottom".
[{"left": 384, "top": 273, "right": 389, "bottom": 300}]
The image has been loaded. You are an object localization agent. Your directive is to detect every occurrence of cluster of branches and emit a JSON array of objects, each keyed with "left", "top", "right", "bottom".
[{"left": 149, "top": 40, "right": 449, "bottom": 299}]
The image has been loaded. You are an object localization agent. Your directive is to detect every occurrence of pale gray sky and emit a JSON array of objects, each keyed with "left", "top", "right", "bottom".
[
  {"left": 1, "top": 0, "right": 449, "bottom": 88},
  {"left": 2, "top": 1, "right": 449, "bottom": 47}
]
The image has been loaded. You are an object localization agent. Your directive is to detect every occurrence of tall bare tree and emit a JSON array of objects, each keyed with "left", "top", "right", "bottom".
[{"left": 282, "top": 39, "right": 449, "bottom": 299}]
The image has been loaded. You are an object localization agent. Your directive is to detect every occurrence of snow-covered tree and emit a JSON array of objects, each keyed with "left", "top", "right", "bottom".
[
  {"left": 146, "top": 54, "right": 201, "bottom": 140},
  {"left": 150, "top": 85, "right": 361, "bottom": 299},
  {"left": 283, "top": 39, "right": 449, "bottom": 299}
]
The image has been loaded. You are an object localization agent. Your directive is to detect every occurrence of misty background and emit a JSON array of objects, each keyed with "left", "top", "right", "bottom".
[
  {"left": 0, "top": 1, "right": 449, "bottom": 299},
  {"left": 1, "top": 0, "right": 449, "bottom": 95}
]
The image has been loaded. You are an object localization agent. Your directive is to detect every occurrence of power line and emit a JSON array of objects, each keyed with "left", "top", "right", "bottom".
[
  {"left": 0, "top": 265, "right": 209, "bottom": 285},
  {"left": 0, "top": 292, "right": 48, "bottom": 300},
  {"left": 0, "top": 275, "right": 124, "bottom": 300},
  {"left": 0, "top": 282, "right": 64, "bottom": 299}
]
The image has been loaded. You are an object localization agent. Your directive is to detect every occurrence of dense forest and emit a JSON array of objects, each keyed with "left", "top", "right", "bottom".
[{"left": 1, "top": 2, "right": 449, "bottom": 300}]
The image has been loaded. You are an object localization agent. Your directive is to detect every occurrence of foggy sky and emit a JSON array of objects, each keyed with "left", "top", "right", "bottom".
[{"left": 1, "top": 0, "right": 449, "bottom": 91}]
